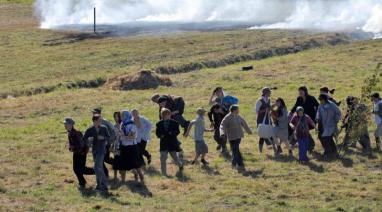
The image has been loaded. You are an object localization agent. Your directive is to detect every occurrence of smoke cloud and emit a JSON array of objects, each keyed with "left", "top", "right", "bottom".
[{"left": 35, "top": 0, "right": 382, "bottom": 38}]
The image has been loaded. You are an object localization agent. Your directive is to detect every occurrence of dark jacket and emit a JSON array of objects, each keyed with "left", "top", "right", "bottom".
[
  {"left": 208, "top": 106, "right": 228, "bottom": 130},
  {"left": 68, "top": 128, "right": 88, "bottom": 155},
  {"left": 156, "top": 119, "right": 182, "bottom": 152},
  {"left": 291, "top": 95, "right": 320, "bottom": 122},
  {"left": 83, "top": 125, "right": 110, "bottom": 154}
]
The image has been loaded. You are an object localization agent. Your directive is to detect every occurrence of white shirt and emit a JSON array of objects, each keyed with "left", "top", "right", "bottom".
[
  {"left": 135, "top": 116, "right": 152, "bottom": 143},
  {"left": 191, "top": 115, "right": 205, "bottom": 141}
]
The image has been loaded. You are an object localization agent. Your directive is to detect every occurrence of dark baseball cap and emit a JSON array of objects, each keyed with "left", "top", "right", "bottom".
[{"left": 63, "top": 117, "right": 75, "bottom": 125}]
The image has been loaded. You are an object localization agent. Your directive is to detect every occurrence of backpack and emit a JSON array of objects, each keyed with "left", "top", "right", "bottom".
[
  {"left": 174, "top": 96, "right": 185, "bottom": 115},
  {"left": 222, "top": 95, "right": 239, "bottom": 107}
]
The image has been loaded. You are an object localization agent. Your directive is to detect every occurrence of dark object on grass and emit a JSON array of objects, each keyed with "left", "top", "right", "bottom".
[{"left": 241, "top": 65, "right": 254, "bottom": 71}]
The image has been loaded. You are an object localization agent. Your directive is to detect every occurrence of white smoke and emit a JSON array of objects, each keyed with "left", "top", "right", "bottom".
[{"left": 35, "top": 0, "right": 382, "bottom": 38}]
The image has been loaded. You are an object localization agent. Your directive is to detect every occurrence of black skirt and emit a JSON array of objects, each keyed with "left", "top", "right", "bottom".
[{"left": 114, "top": 145, "right": 144, "bottom": 171}]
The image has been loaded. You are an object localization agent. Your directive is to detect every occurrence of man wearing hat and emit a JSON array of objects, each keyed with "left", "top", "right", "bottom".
[
  {"left": 255, "top": 87, "right": 276, "bottom": 154},
  {"left": 316, "top": 94, "right": 342, "bottom": 158},
  {"left": 185, "top": 107, "right": 213, "bottom": 166},
  {"left": 83, "top": 114, "right": 110, "bottom": 192},
  {"left": 91, "top": 107, "right": 116, "bottom": 177},
  {"left": 64, "top": 117, "right": 94, "bottom": 188}
]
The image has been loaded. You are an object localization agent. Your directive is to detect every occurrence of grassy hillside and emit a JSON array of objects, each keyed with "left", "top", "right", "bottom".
[{"left": 0, "top": 3, "right": 382, "bottom": 212}]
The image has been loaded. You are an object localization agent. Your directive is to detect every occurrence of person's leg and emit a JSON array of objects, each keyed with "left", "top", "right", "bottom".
[
  {"left": 214, "top": 129, "right": 222, "bottom": 150},
  {"left": 259, "top": 138, "right": 265, "bottom": 153},
  {"left": 319, "top": 135, "right": 328, "bottom": 155},
  {"left": 104, "top": 145, "right": 114, "bottom": 165},
  {"left": 103, "top": 163, "right": 109, "bottom": 178},
  {"left": 140, "top": 140, "right": 152, "bottom": 163},
  {"left": 169, "top": 151, "right": 183, "bottom": 171},
  {"left": 93, "top": 152, "right": 106, "bottom": 190},
  {"left": 82, "top": 154, "right": 95, "bottom": 175},
  {"left": 136, "top": 168, "right": 144, "bottom": 183},
  {"left": 73, "top": 153, "right": 86, "bottom": 186},
  {"left": 173, "top": 114, "right": 190, "bottom": 129},
  {"left": 235, "top": 139, "right": 244, "bottom": 168},
  {"left": 229, "top": 140, "right": 237, "bottom": 166},
  {"left": 192, "top": 152, "right": 200, "bottom": 164},
  {"left": 160, "top": 151, "right": 168, "bottom": 176},
  {"left": 269, "top": 137, "right": 278, "bottom": 155},
  {"left": 375, "top": 124, "right": 382, "bottom": 150},
  {"left": 230, "top": 139, "right": 243, "bottom": 167},
  {"left": 120, "top": 171, "right": 126, "bottom": 182}
]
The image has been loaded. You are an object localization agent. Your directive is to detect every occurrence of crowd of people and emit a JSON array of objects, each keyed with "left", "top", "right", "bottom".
[{"left": 63, "top": 86, "right": 382, "bottom": 193}]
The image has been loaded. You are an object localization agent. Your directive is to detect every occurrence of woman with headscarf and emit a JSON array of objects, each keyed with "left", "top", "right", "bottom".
[
  {"left": 289, "top": 107, "right": 316, "bottom": 163},
  {"left": 115, "top": 110, "right": 145, "bottom": 184}
]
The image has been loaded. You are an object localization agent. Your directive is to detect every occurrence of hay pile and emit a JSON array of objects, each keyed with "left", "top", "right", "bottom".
[{"left": 106, "top": 70, "right": 172, "bottom": 90}]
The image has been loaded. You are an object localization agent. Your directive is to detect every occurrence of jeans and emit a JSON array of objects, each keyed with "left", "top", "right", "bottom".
[
  {"left": 93, "top": 150, "right": 108, "bottom": 190},
  {"left": 160, "top": 151, "right": 182, "bottom": 175},
  {"left": 73, "top": 153, "right": 95, "bottom": 186},
  {"left": 298, "top": 138, "right": 309, "bottom": 162},
  {"left": 229, "top": 139, "right": 244, "bottom": 167}
]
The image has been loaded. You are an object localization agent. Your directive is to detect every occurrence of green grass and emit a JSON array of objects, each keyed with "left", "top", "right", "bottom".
[{"left": 0, "top": 3, "right": 382, "bottom": 212}]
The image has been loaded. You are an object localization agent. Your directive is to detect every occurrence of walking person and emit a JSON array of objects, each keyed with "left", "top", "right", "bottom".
[
  {"left": 289, "top": 107, "right": 316, "bottom": 164},
  {"left": 131, "top": 109, "right": 153, "bottom": 165},
  {"left": 111, "top": 111, "right": 123, "bottom": 182},
  {"left": 83, "top": 115, "right": 110, "bottom": 192},
  {"left": 220, "top": 105, "right": 253, "bottom": 172},
  {"left": 256, "top": 87, "right": 277, "bottom": 154},
  {"left": 316, "top": 94, "right": 342, "bottom": 159},
  {"left": 290, "top": 86, "right": 320, "bottom": 122},
  {"left": 209, "top": 87, "right": 225, "bottom": 106},
  {"left": 64, "top": 118, "right": 94, "bottom": 188},
  {"left": 91, "top": 108, "right": 116, "bottom": 178},
  {"left": 271, "top": 98, "right": 293, "bottom": 156},
  {"left": 115, "top": 110, "right": 145, "bottom": 183},
  {"left": 208, "top": 103, "right": 228, "bottom": 153},
  {"left": 371, "top": 93, "right": 382, "bottom": 151},
  {"left": 185, "top": 108, "right": 213, "bottom": 166},
  {"left": 156, "top": 108, "right": 184, "bottom": 176}
]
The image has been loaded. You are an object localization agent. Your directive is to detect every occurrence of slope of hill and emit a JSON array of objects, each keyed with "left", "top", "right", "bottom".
[{"left": 0, "top": 2, "right": 381, "bottom": 212}]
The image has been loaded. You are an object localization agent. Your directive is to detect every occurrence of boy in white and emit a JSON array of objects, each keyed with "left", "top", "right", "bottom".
[{"left": 185, "top": 108, "right": 213, "bottom": 166}]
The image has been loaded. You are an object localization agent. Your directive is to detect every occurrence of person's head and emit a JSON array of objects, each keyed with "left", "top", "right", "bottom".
[
  {"left": 296, "top": 106, "right": 304, "bottom": 117},
  {"left": 320, "top": 87, "right": 329, "bottom": 94},
  {"left": 318, "top": 94, "right": 329, "bottom": 105},
  {"left": 157, "top": 96, "right": 168, "bottom": 107},
  {"left": 371, "top": 92, "right": 380, "bottom": 102},
  {"left": 131, "top": 109, "right": 139, "bottom": 118},
  {"left": 161, "top": 108, "right": 172, "bottom": 120},
  {"left": 346, "top": 96, "right": 355, "bottom": 107},
  {"left": 262, "top": 87, "right": 271, "bottom": 97},
  {"left": 213, "top": 87, "right": 224, "bottom": 98},
  {"left": 275, "top": 98, "right": 286, "bottom": 109},
  {"left": 230, "top": 105, "right": 240, "bottom": 115},
  {"left": 113, "top": 111, "right": 122, "bottom": 124},
  {"left": 196, "top": 108, "right": 206, "bottom": 116},
  {"left": 92, "top": 114, "right": 102, "bottom": 127},
  {"left": 151, "top": 94, "right": 161, "bottom": 103},
  {"left": 121, "top": 110, "right": 132, "bottom": 122},
  {"left": 298, "top": 86, "right": 308, "bottom": 97},
  {"left": 91, "top": 107, "right": 102, "bottom": 116},
  {"left": 63, "top": 117, "right": 75, "bottom": 131}
]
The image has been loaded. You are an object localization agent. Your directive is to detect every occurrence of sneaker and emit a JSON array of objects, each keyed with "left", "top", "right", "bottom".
[{"left": 201, "top": 159, "right": 209, "bottom": 166}]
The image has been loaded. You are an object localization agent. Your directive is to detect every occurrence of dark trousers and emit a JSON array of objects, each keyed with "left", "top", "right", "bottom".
[
  {"left": 138, "top": 140, "right": 151, "bottom": 160},
  {"left": 172, "top": 114, "right": 190, "bottom": 129},
  {"left": 73, "top": 153, "right": 95, "bottom": 186},
  {"left": 320, "top": 135, "right": 337, "bottom": 155},
  {"left": 229, "top": 139, "right": 244, "bottom": 167},
  {"left": 103, "top": 145, "right": 114, "bottom": 177},
  {"left": 214, "top": 129, "right": 227, "bottom": 149}
]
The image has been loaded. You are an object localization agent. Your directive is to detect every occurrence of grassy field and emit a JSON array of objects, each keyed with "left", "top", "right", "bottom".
[{"left": 1, "top": 2, "right": 382, "bottom": 212}]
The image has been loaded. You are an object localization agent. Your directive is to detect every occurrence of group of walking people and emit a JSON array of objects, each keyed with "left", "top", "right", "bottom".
[{"left": 63, "top": 86, "right": 382, "bottom": 192}]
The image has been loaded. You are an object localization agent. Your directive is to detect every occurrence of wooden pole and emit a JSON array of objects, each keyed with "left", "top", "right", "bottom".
[{"left": 94, "top": 7, "right": 96, "bottom": 33}]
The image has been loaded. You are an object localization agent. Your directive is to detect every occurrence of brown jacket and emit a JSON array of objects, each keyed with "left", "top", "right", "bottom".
[{"left": 220, "top": 113, "right": 252, "bottom": 141}]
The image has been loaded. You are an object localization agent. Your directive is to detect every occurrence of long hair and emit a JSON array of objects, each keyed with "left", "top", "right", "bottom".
[
  {"left": 276, "top": 98, "right": 287, "bottom": 117},
  {"left": 113, "top": 111, "right": 122, "bottom": 125},
  {"left": 298, "top": 86, "right": 309, "bottom": 96}
]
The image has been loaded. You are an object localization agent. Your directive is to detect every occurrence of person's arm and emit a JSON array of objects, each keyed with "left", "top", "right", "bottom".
[
  {"left": 290, "top": 97, "right": 300, "bottom": 115},
  {"left": 104, "top": 120, "right": 116, "bottom": 143},
  {"left": 184, "top": 121, "right": 194, "bottom": 137},
  {"left": 312, "top": 96, "right": 320, "bottom": 112},
  {"left": 207, "top": 111, "right": 214, "bottom": 124},
  {"left": 255, "top": 100, "right": 262, "bottom": 114},
  {"left": 307, "top": 116, "right": 316, "bottom": 130},
  {"left": 240, "top": 116, "right": 252, "bottom": 135},
  {"left": 334, "top": 104, "right": 342, "bottom": 123},
  {"left": 173, "top": 121, "right": 180, "bottom": 137},
  {"left": 289, "top": 116, "right": 296, "bottom": 129},
  {"left": 155, "top": 122, "right": 162, "bottom": 138},
  {"left": 219, "top": 116, "right": 228, "bottom": 137}
]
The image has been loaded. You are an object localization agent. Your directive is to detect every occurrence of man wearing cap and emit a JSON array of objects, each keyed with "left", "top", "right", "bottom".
[
  {"left": 64, "top": 118, "right": 94, "bottom": 188},
  {"left": 83, "top": 115, "right": 110, "bottom": 192},
  {"left": 255, "top": 87, "right": 276, "bottom": 154},
  {"left": 371, "top": 92, "right": 382, "bottom": 151},
  {"left": 316, "top": 94, "right": 342, "bottom": 158},
  {"left": 91, "top": 107, "right": 116, "bottom": 177}
]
